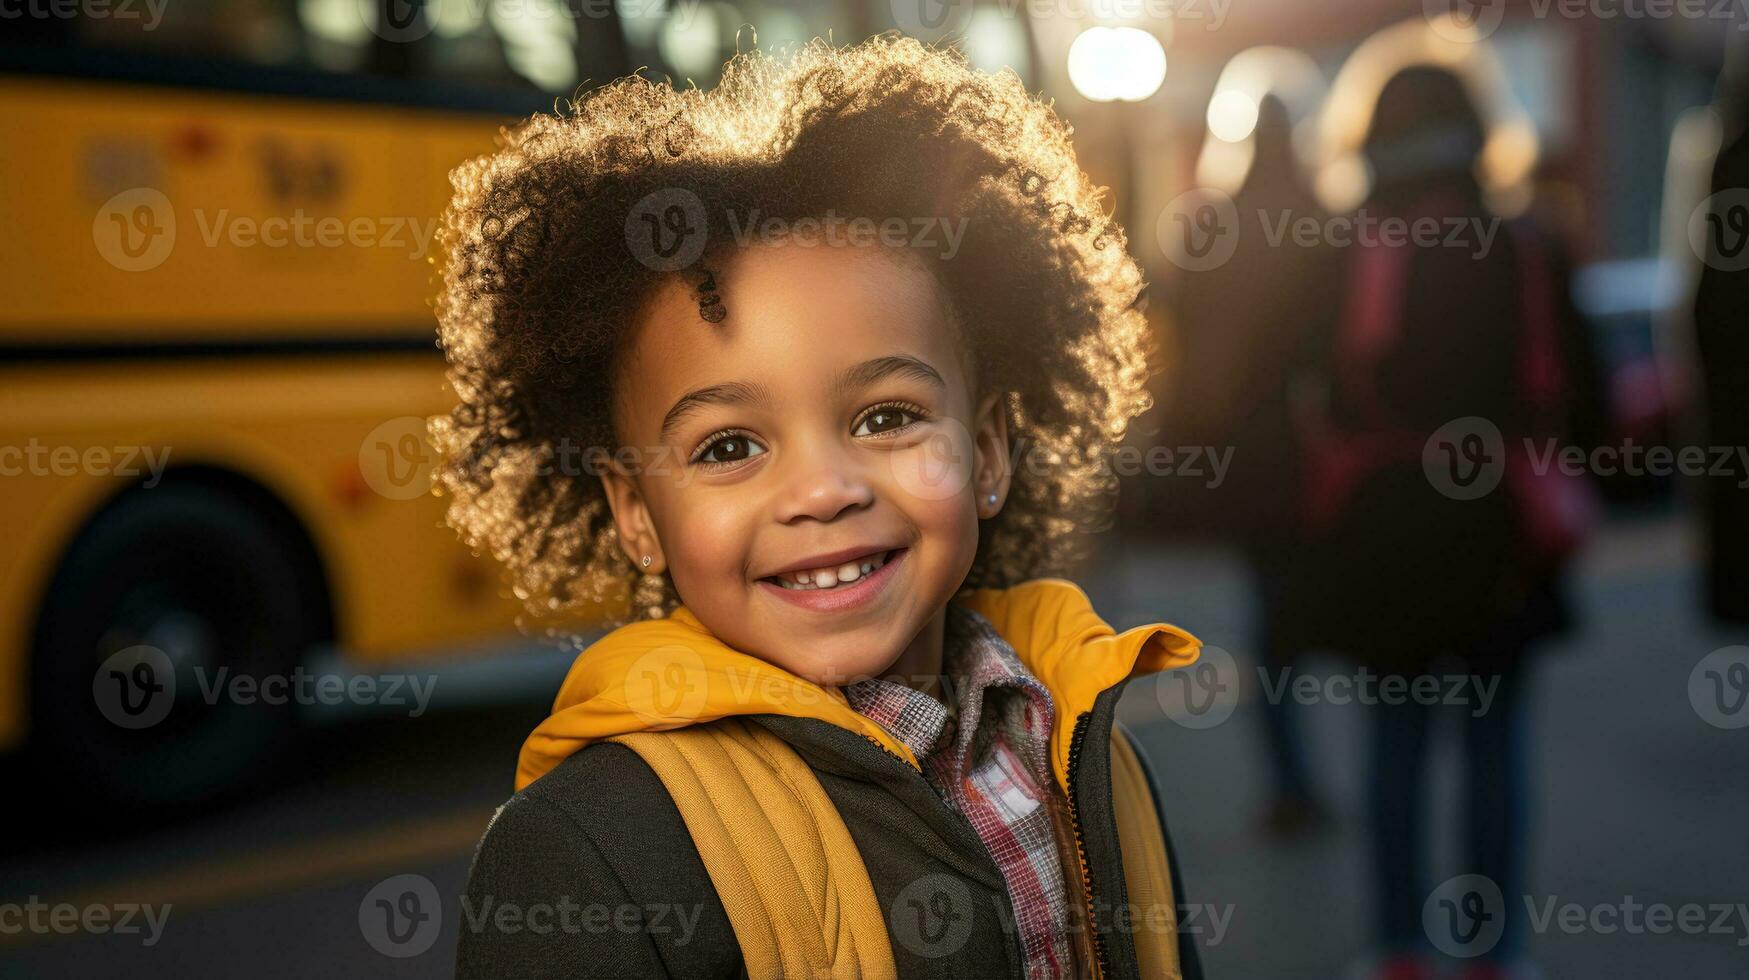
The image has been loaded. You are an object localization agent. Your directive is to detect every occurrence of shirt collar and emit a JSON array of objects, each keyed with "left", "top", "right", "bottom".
[{"left": 844, "top": 604, "right": 1056, "bottom": 769}]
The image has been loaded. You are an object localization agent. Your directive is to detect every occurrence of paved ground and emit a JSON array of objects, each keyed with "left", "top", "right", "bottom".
[{"left": 2, "top": 512, "right": 1745, "bottom": 978}]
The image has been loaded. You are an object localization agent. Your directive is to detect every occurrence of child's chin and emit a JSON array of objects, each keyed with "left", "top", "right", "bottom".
[{"left": 785, "top": 645, "right": 908, "bottom": 689}]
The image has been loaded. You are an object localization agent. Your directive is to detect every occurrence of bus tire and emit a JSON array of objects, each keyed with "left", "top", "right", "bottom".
[{"left": 30, "top": 483, "right": 311, "bottom": 809}]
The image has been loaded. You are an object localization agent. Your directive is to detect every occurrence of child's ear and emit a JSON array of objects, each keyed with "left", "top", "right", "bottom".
[
  {"left": 971, "top": 390, "right": 1013, "bottom": 519},
  {"left": 598, "top": 457, "right": 667, "bottom": 575}
]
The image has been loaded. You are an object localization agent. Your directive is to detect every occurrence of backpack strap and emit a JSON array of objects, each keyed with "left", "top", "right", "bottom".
[{"left": 608, "top": 719, "right": 897, "bottom": 980}]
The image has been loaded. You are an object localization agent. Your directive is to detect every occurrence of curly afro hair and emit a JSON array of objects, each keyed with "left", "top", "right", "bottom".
[{"left": 431, "top": 34, "right": 1154, "bottom": 627}]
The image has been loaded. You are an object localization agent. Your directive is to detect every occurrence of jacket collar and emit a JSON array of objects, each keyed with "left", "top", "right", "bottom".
[{"left": 514, "top": 577, "right": 1199, "bottom": 792}]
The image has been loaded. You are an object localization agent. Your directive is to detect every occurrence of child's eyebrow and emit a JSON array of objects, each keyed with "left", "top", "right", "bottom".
[
  {"left": 661, "top": 380, "right": 771, "bottom": 438},
  {"left": 834, "top": 355, "right": 946, "bottom": 393}
]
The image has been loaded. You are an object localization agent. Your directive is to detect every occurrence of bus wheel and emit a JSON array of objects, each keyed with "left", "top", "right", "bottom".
[{"left": 31, "top": 483, "right": 312, "bottom": 809}]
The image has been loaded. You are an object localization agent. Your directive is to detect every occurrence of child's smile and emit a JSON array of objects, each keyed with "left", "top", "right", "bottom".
[{"left": 600, "top": 237, "right": 1012, "bottom": 691}]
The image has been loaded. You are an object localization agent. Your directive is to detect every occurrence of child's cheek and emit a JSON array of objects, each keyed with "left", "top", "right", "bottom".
[{"left": 656, "top": 492, "right": 757, "bottom": 605}]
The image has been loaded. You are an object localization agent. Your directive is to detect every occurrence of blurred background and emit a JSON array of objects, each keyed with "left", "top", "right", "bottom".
[{"left": 2, "top": 0, "right": 1746, "bottom": 977}]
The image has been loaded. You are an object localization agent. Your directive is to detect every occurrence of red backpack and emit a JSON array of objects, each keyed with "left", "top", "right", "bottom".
[{"left": 1299, "top": 206, "right": 1598, "bottom": 566}]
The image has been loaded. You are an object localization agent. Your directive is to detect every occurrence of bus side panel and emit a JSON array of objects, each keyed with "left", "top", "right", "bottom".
[{"left": 0, "top": 356, "right": 541, "bottom": 751}]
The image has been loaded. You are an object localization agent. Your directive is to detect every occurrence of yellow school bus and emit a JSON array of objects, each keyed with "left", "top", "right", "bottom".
[{"left": 0, "top": 10, "right": 636, "bottom": 805}]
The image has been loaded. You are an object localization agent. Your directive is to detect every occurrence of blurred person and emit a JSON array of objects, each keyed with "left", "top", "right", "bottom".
[
  {"left": 1169, "top": 48, "right": 1340, "bottom": 838},
  {"left": 1690, "top": 34, "right": 1749, "bottom": 626},
  {"left": 1278, "top": 19, "right": 1608, "bottom": 980},
  {"left": 441, "top": 38, "right": 1207, "bottom": 979}
]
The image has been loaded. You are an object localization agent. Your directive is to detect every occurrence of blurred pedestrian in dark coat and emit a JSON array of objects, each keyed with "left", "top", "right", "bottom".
[
  {"left": 1279, "top": 19, "right": 1608, "bottom": 979},
  {"left": 1167, "top": 54, "right": 1340, "bottom": 837},
  {"left": 1692, "top": 36, "right": 1749, "bottom": 624}
]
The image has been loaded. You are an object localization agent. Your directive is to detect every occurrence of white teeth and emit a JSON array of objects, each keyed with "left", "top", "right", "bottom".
[{"left": 771, "top": 551, "right": 891, "bottom": 591}]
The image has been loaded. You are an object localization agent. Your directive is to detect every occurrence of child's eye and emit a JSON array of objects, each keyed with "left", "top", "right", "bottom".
[
  {"left": 691, "top": 431, "right": 767, "bottom": 465},
  {"left": 853, "top": 403, "right": 927, "bottom": 437}
]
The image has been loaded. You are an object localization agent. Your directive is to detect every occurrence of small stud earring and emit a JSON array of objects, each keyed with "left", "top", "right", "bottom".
[
  {"left": 641, "top": 554, "right": 652, "bottom": 568},
  {"left": 986, "top": 494, "right": 998, "bottom": 506}
]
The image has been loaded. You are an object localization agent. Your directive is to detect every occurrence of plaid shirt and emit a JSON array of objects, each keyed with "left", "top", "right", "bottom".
[{"left": 845, "top": 605, "right": 1080, "bottom": 979}]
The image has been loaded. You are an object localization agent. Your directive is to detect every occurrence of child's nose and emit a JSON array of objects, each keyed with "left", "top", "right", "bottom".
[{"left": 772, "top": 450, "right": 876, "bottom": 525}]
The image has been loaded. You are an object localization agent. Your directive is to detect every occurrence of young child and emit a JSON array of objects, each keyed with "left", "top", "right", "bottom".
[{"left": 439, "top": 36, "right": 1203, "bottom": 979}]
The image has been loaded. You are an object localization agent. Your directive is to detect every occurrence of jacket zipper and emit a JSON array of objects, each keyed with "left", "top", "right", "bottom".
[
  {"left": 861, "top": 702, "right": 1120, "bottom": 979},
  {"left": 1064, "top": 709, "right": 1114, "bottom": 980}
]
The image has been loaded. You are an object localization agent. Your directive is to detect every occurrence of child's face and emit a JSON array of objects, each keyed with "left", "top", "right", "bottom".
[{"left": 601, "top": 241, "right": 1011, "bottom": 686}]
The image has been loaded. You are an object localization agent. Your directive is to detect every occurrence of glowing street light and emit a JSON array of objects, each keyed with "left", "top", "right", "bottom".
[{"left": 1066, "top": 26, "right": 1166, "bottom": 103}]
